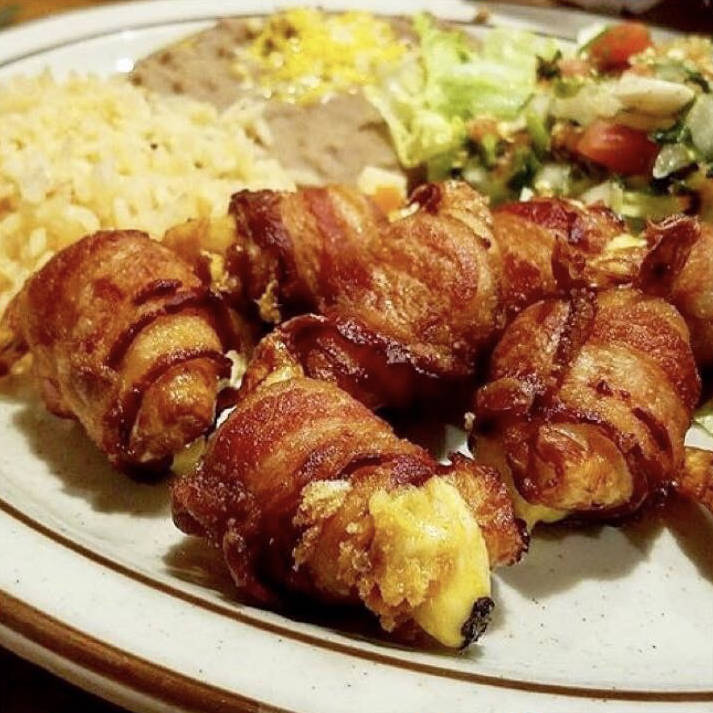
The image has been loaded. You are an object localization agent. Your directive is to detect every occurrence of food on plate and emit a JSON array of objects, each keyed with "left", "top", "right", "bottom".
[
  {"left": 1, "top": 3, "right": 713, "bottom": 656},
  {"left": 471, "top": 288, "right": 701, "bottom": 522},
  {"left": 166, "top": 185, "right": 651, "bottom": 408},
  {"left": 0, "top": 72, "right": 292, "bottom": 316},
  {"left": 637, "top": 214, "right": 713, "bottom": 368},
  {"left": 367, "top": 15, "right": 713, "bottom": 223},
  {"left": 0, "top": 230, "right": 241, "bottom": 472},
  {"left": 586, "top": 21, "right": 653, "bottom": 72},
  {"left": 172, "top": 335, "right": 527, "bottom": 648},
  {"left": 71, "top": 9, "right": 713, "bottom": 225},
  {"left": 491, "top": 196, "right": 646, "bottom": 317},
  {"left": 234, "top": 312, "right": 454, "bottom": 413},
  {"left": 167, "top": 181, "right": 500, "bottom": 409},
  {"left": 676, "top": 448, "right": 713, "bottom": 515},
  {"left": 132, "top": 10, "right": 412, "bottom": 185},
  {"left": 237, "top": 8, "right": 408, "bottom": 104}
]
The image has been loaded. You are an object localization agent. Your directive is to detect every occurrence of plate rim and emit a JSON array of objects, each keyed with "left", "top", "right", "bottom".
[
  {"left": 0, "top": 588, "right": 289, "bottom": 713},
  {"left": 4, "top": 492, "right": 710, "bottom": 702},
  {"left": 0, "top": 2, "right": 706, "bottom": 712},
  {"left": 0, "top": 0, "right": 679, "bottom": 70}
]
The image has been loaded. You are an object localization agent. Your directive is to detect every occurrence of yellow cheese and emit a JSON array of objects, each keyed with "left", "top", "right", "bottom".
[
  {"left": 604, "top": 232, "right": 648, "bottom": 253},
  {"left": 171, "top": 436, "right": 206, "bottom": 477},
  {"left": 474, "top": 434, "right": 568, "bottom": 531},
  {"left": 368, "top": 478, "right": 491, "bottom": 648},
  {"left": 513, "top": 488, "right": 569, "bottom": 532},
  {"left": 246, "top": 9, "right": 408, "bottom": 104}
]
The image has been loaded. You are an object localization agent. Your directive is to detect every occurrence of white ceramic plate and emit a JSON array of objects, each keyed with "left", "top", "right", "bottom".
[{"left": 0, "top": 2, "right": 711, "bottom": 712}]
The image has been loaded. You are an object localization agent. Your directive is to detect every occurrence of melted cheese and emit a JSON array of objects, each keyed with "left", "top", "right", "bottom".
[
  {"left": 474, "top": 434, "right": 567, "bottom": 531},
  {"left": 604, "top": 232, "right": 648, "bottom": 253},
  {"left": 368, "top": 478, "right": 491, "bottom": 648},
  {"left": 244, "top": 9, "right": 408, "bottom": 104},
  {"left": 171, "top": 436, "right": 206, "bottom": 476},
  {"left": 514, "top": 490, "right": 569, "bottom": 532}
]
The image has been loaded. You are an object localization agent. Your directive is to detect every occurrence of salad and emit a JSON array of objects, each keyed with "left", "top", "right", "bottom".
[{"left": 367, "top": 15, "right": 713, "bottom": 226}]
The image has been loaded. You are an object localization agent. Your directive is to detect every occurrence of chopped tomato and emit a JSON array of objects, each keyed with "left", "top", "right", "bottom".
[
  {"left": 588, "top": 22, "right": 652, "bottom": 72},
  {"left": 576, "top": 121, "right": 659, "bottom": 176}
]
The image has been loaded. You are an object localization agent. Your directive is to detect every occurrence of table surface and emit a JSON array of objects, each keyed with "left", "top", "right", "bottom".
[{"left": 0, "top": 1, "right": 710, "bottom": 712}]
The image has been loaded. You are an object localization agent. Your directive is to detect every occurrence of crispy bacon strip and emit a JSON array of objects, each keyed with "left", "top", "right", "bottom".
[
  {"left": 471, "top": 288, "right": 700, "bottom": 518},
  {"left": 638, "top": 215, "right": 713, "bottom": 369},
  {"left": 167, "top": 182, "right": 501, "bottom": 408},
  {"left": 234, "top": 197, "right": 644, "bottom": 413},
  {"left": 237, "top": 312, "right": 464, "bottom": 411},
  {"left": 237, "top": 316, "right": 528, "bottom": 567},
  {"left": 230, "top": 181, "right": 500, "bottom": 379},
  {"left": 493, "top": 197, "right": 643, "bottom": 317},
  {"left": 0, "top": 230, "right": 239, "bottom": 472},
  {"left": 677, "top": 448, "right": 713, "bottom": 515},
  {"left": 168, "top": 188, "right": 650, "bottom": 410},
  {"left": 165, "top": 185, "right": 385, "bottom": 320},
  {"left": 499, "top": 203, "right": 713, "bottom": 375},
  {"left": 172, "top": 344, "right": 527, "bottom": 648}
]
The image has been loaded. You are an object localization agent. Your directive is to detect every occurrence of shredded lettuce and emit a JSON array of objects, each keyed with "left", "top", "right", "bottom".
[
  {"left": 686, "top": 94, "right": 713, "bottom": 160},
  {"left": 365, "top": 56, "right": 466, "bottom": 168},
  {"left": 580, "top": 180, "right": 690, "bottom": 221},
  {"left": 694, "top": 398, "right": 713, "bottom": 438},
  {"left": 366, "top": 14, "right": 558, "bottom": 169},
  {"left": 367, "top": 15, "right": 709, "bottom": 215},
  {"left": 653, "top": 143, "right": 695, "bottom": 179}
]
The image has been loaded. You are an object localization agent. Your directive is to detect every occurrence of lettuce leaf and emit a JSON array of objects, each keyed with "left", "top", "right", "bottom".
[
  {"left": 694, "top": 398, "right": 713, "bottom": 439},
  {"left": 365, "top": 14, "right": 559, "bottom": 169}
]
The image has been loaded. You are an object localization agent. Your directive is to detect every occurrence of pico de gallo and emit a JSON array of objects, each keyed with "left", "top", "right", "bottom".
[{"left": 367, "top": 15, "right": 713, "bottom": 226}]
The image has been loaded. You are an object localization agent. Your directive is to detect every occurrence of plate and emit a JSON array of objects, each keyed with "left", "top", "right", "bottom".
[{"left": 0, "top": 3, "right": 711, "bottom": 712}]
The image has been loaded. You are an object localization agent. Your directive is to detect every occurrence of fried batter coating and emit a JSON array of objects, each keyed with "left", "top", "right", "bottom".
[
  {"left": 638, "top": 215, "right": 713, "bottom": 369},
  {"left": 0, "top": 230, "right": 237, "bottom": 471},
  {"left": 172, "top": 357, "right": 527, "bottom": 648},
  {"left": 471, "top": 288, "right": 700, "bottom": 518}
]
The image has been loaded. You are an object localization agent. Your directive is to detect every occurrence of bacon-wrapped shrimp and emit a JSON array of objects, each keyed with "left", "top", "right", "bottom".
[
  {"left": 172, "top": 332, "right": 527, "bottom": 648},
  {"left": 0, "top": 230, "right": 239, "bottom": 472},
  {"left": 471, "top": 288, "right": 701, "bottom": 523}
]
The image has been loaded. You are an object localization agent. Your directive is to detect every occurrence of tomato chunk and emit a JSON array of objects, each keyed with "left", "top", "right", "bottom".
[
  {"left": 588, "top": 22, "right": 652, "bottom": 72},
  {"left": 577, "top": 121, "right": 659, "bottom": 176}
]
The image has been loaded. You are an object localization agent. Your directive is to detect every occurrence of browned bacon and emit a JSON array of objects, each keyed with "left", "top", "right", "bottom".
[
  {"left": 471, "top": 288, "right": 700, "bottom": 518},
  {"left": 0, "top": 230, "right": 240, "bottom": 472},
  {"left": 493, "top": 197, "right": 642, "bottom": 316},
  {"left": 172, "top": 360, "right": 527, "bottom": 647},
  {"left": 638, "top": 215, "right": 713, "bottom": 369}
]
